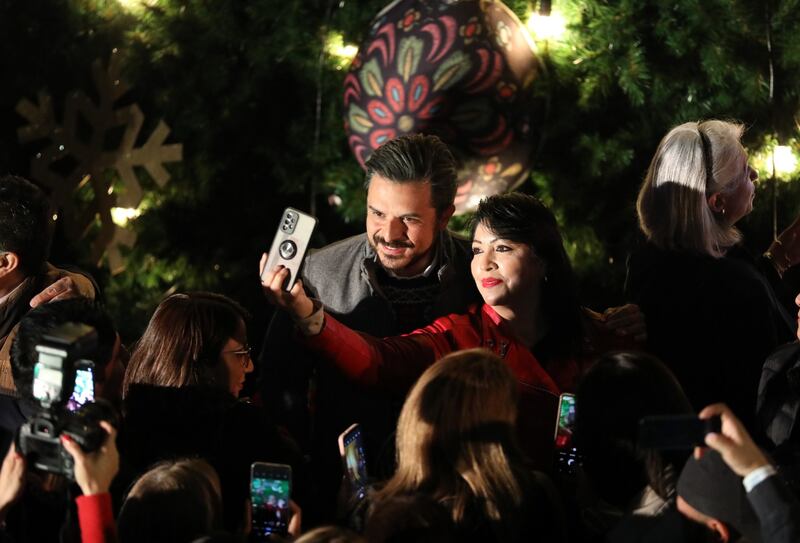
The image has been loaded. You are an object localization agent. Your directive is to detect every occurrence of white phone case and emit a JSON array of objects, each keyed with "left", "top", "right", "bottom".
[{"left": 262, "top": 207, "right": 317, "bottom": 291}]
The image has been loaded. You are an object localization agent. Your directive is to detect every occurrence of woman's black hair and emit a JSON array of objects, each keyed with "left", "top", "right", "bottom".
[
  {"left": 575, "top": 351, "right": 694, "bottom": 506},
  {"left": 471, "top": 193, "right": 584, "bottom": 357}
]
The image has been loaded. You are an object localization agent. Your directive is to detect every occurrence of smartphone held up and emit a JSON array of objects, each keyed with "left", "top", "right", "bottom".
[
  {"left": 261, "top": 208, "right": 317, "bottom": 292},
  {"left": 250, "top": 462, "right": 292, "bottom": 540},
  {"left": 638, "top": 415, "right": 722, "bottom": 450},
  {"left": 553, "top": 393, "right": 581, "bottom": 475},
  {"left": 338, "top": 423, "right": 369, "bottom": 501}
]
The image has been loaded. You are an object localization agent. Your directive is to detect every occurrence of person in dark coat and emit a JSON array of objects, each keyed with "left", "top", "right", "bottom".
[
  {"left": 120, "top": 292, "right": 307, "bottom": 534},
  {"left": 627, "top": 119, "right": 798, "bottom": 431}
]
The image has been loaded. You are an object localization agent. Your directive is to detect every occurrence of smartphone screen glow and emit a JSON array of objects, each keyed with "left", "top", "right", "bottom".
[
  {"left": 251, "top": 466, "right": 291, "bottom": 538},
  {"left": 555, "top": 393, "right": 576, "bottom": 451},
  {"left": 67, "top": 367, "right": 94, "bottom": 412},
  {"left": 343, "top": 429, "right": 368, "bottom": 497}
]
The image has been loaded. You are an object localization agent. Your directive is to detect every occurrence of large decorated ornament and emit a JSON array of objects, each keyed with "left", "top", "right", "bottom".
[
  {"left": 16, "top": 50, "right": 182, "bottom": 273},
  {"left": 344, "top": 0, "right": 538, "bottom": 213}
]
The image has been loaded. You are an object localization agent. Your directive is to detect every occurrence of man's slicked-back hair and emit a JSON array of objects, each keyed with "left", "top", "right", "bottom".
[
  {"left": 11, "top": 298, "right": 117, "bottom": 400},
  {"left": 0, "top": 175, "right": 53, "bottom": 276},
  {"left": 364, "top": 134, "right": 457, "bottom": 215}
]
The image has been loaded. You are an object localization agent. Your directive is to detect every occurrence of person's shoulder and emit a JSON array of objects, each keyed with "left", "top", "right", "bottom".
[
  {"left": 631, "top": 243, "right": 761, "bottom": 292},
  {"left": 45, "top": 263, "right": 98, "bottom": 300},
  {"left": 429, "top": 303, "right": 482, "bottom": 325},
  {"left": 765, "top": 341, "right": 800, "bottom": 365},
  {"left": 308, "top": 234, "right": 367, "bottom": 258},
  {"left": 305, "top": 234, "right": 367, "bottom": 270},
  {"left": 302, "top": 234, "right": 370, "bottom": 298},
  {"left": 123, "top": 384, "right": 232, "bottom": 422}
]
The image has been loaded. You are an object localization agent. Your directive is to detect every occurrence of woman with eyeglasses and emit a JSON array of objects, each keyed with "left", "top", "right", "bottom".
[
  {"left": 626, "top": 119, "right": 798, "bottom": 432},
  {"left": 119, "top": 292, "right": 306, "bottom": 534},
  {"left": 123, "top": 292, "right": 255, "bottom": 398}
]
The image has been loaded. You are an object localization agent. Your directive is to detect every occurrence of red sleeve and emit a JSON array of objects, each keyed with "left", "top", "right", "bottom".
[
  {"left": 304, "top": 312, "right": 468, "bottom": 394},
  {"left": 75, "top": 493, "right": 116, "bottom": 543}
]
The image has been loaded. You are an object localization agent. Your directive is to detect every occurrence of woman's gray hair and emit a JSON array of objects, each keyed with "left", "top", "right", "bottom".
[{"left": 637, "top": 120, "right": 747, "bottom": 257}]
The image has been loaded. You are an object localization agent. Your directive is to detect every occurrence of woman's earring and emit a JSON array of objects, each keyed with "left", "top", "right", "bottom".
[
  {"left": 544, "top": 275, "right": 549, "bottom": 283},
  {"left": 722, "top": 208, "right": 726, "bottom": 216}
]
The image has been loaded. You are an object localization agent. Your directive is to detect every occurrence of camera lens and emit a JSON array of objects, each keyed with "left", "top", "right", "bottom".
[{"left": 279, "top": 240, "right": 297, "bottom": 260}]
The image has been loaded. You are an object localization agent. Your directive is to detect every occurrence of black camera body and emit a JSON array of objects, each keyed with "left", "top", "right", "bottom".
[{"left": 16, "top": 322, "right": 117, "bottom": 478}]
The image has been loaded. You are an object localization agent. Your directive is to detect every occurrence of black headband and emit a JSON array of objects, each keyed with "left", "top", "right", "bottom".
[{"left": 698, "top": 127, "right": 715, "bottom": 191}]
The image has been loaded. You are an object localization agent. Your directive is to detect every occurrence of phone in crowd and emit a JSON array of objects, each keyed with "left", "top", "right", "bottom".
[
  {"left": 638, "top": 415, "right": 722, "bottom": 450},
  {"left": 553, "top": 393, "right": 580, "bottom": 475},
  {"left": 250, "top": 462, "right": 292, "bottom": 540},
  {"left": 66, "top": 362, "right": 95, "bottom": 412},
  {"left": 261, "top": 207, "right": 317, "bottom": 292},
  {"left": 337, "top": 423, "right": 369, "bottom": 500}
]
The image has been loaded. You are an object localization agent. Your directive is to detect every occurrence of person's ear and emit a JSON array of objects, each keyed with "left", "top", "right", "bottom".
[
  {"left": 707, "top": 192, "right": 725, "bottom": 214},
  {"left": 707, "top": 519, "right": 730, "bottom": 543},
  {"left": 437, "top": 204, "right": 455, "bottom": 230},
  {"left": 0, "top": 251, "right": 21, "bottom": 278}
]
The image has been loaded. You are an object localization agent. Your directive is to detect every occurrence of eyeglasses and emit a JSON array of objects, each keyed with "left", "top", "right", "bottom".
[{"left": 221, "top": 345, "right": 254, "bottom": 368}]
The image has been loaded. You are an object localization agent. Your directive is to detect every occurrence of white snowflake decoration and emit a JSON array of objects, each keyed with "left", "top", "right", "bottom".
[{"left": 15, "top": 49, "right": 182, "bottom": 273}]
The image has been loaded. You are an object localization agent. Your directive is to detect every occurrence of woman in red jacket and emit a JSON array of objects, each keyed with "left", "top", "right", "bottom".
[{"left": 262, "top": 192, "right": 638, "bottom": 464}]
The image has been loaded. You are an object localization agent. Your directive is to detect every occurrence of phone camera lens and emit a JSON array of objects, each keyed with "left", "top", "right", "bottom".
[{"left": 279, "top": 240, "right": 297, "bottom": 260}]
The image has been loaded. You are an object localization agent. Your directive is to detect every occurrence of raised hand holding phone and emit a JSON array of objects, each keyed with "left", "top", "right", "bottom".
[
  {"left": 694, "top": 403, "right": 770, "bottom": 477},
  {"left": 638, "top": 414, "right": 722, "bottom": 450},
  {"left": 259, "top": 254, "right": 315, "bottom": 321},
  {"left": 259, "top": 208, "right": 318, "bottom": 320},
  {"left": 250, "top": 462, "right": 293, "bottom": 540}
]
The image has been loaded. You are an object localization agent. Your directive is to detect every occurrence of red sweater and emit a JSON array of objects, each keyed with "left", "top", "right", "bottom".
[
  {"left": 304, "top": 303, "right": 621, "bottom": 466},
  {"left": 76, "top": 493, "right": 115, "bottom": 543}
]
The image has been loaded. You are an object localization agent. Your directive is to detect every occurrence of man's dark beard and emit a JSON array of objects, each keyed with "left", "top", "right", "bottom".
[
  {"left": 369, "top": 234, "right": 438, "bottom": 277},
  {"left": 371, "top": 235, "right": 414, "bottom": 256}
]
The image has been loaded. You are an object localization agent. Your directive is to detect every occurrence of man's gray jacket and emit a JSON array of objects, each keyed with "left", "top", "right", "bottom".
[{"left": 299, "top": 229, "right": 479, "bottom": 336}]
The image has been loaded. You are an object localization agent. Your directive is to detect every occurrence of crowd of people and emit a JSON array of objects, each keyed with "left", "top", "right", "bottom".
[{"left": 0, "top": 123, "right": 799, "bottom": 542}]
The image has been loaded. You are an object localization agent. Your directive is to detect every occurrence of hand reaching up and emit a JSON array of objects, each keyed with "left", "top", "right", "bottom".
[
  {"left": 695, "top": 403, "right": 770, "bottom": 478},
  {"left": 0, "top": 443, "right": 26, "bottom": 522}
]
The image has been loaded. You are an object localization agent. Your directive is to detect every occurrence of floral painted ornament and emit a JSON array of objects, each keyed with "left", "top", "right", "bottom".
[{"left": 344, "top": 0, "right": 538, "bottom": 213}]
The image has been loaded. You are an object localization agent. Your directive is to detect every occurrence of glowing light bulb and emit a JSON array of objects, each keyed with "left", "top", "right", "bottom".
[
  {"left": 526, "top": 11, "right": 567, "bottom": 41},
  {"left": 117, "top": 0, "right": 157, "bottom": 12},
  {"left": 773, "top": 145, "right": 798, "bottom": 177},
  {"left": 325, "top": 32, "right": 358, "bottom": 69},
  {"left": 110, "top": 207, "right": 142, "bottom": 227}
]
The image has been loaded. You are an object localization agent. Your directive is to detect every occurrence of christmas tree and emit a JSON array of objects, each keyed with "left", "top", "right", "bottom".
[{"left": 2, "top": 0, "right": 800, "bottom": 340}]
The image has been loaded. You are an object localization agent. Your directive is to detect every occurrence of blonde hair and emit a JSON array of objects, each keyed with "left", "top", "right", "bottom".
[
  {"left": 376, "top": 348, "right": 522, "bottom": 523},
  {"left": 637, "top": 120, "right": 748, "bottom": 257}
]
